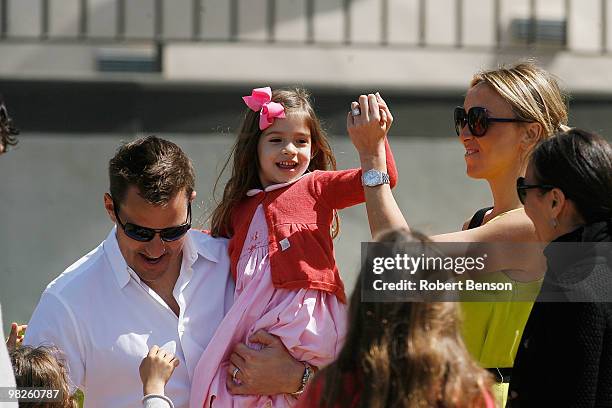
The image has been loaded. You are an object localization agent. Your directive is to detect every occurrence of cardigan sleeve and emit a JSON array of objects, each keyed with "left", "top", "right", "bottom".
[{"left": 313, "top": 136, "right": 398, "bottom": 210}]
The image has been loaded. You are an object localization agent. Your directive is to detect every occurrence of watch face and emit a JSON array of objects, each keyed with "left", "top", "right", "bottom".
[{"left": 364, "top": 170, "right": 380, "bottom": 186}]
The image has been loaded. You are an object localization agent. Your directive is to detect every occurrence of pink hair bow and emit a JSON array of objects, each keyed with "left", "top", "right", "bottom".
[{"left": 242, "top": 87, "right": 286, "bottom": 130}]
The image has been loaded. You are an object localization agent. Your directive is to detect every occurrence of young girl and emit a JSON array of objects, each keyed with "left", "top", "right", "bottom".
[
  {"left": 189, "top": 87, "right": 397, "bottom": 407},
  {"left": 10, "top": 346, "right": 78, "bottom": 408}
]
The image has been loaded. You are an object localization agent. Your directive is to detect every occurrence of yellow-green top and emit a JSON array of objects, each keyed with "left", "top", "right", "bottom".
[{"left": 460, "top": 208, "right": 542, "bottom": 368}]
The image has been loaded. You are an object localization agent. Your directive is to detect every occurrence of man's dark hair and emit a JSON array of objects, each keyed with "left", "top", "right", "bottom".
[
  {"left": 0, "top": 96, "right": 19, "bottom": 152},
  {"left": 109, "top": 136, "right": 195, "bottom": 206}
]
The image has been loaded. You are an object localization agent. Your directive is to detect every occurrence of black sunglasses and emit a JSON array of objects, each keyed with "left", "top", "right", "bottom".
[
  {"left": 113, "top": 201, "right": 192, "bottom": 242},
  {"left": 516, "top": 177, "right": 555, "bottom": 205},
  {"left": 454, "top": 106, "right": 532, "bottom": 137}
]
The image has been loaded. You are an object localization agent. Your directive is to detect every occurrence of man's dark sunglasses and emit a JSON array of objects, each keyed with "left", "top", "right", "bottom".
[
  {"left": 516, "top": 177, "right": 555, "bottom": 205},
  {"left": 454, "top": 106, "right": 532, "bottom": 137},
  {"left": 113, "top": 200, "right": 192, "bottom": 242}
]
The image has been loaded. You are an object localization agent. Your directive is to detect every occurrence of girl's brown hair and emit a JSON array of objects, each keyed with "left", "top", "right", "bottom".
[
  {"left": 210, "top": 87, "right": 338, "bottom": 238},
  {"left": 315, "top": 229, "right": 493, "bottom": 408},
  {"left": 10, "top": 346, "right": 78, "bottom": 408}
]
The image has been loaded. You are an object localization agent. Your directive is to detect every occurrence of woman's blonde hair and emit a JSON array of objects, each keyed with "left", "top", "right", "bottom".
[{"left": 471, "top": 62, "right": 569, "bottom": 143}]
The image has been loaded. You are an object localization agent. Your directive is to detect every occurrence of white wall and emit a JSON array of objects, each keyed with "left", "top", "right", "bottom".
[{"left": 0, "top": 0, "right": 611, "bottom": 93}]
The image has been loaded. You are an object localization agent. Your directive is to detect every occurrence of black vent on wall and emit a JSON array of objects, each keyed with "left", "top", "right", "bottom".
[
  {"left": 96, "top": 47, "right": 161, "bottom": 73},
  {"left": 510, "top": 19, "right": 566, "bottom": 45}
]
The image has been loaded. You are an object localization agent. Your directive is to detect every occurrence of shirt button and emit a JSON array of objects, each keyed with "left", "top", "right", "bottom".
[
  {"left": 523, "top": 338, "right": 529, "bottom": 349},
  {"left": 509, "top": 391, "right": 519, "bottom": 399}
]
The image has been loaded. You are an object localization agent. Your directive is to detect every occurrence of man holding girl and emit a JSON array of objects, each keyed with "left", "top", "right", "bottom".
[{"left": 23, "top": 136, "right": 307, "bottom": 407}]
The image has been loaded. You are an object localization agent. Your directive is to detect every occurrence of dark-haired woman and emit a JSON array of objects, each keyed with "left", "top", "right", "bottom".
[
  {"left": 508, "top": 129, "right": 612, "bottom": 407},
  {"left": 297, "top": 230, "right": 495, "bottom": 408}
]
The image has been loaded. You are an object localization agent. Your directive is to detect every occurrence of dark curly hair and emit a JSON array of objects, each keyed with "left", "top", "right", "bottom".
[{"left": 0, "top": 96, "right": 19, "bottom": 153}]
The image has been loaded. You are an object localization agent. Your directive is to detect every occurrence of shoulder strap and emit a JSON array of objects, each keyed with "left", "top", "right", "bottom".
[{"left": 467, "top": 206, "right": 493, "bottom": 230}]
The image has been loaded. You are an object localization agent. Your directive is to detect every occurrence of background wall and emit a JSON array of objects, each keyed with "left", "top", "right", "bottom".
[{"left": 1, "top": 0, "right": 612, "bottom": 332}]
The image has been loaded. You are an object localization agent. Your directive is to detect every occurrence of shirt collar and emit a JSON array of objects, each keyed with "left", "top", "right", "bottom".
[
  {"left": 246, "top": 173, "right": 308, "bottom": 197},
  {"left": 103, "top": 227, "right": 132, "bottom": 289},
  {"left": 103, "top": 227, "right": 219, "bottom": 289}
]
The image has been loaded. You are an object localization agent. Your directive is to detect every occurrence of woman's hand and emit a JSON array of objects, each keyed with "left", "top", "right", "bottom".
[
  {"left": 139, "top": 345, "right": 180, "bottom": 396},
  {"left": 226, "top": 330, "right": 305, "bottom": 396},
  {"left": 6, "top": 322, "right": 26, "bottom": 352},
  {"left": 347, "top": 93, "right": 393, "bottom": 158}
]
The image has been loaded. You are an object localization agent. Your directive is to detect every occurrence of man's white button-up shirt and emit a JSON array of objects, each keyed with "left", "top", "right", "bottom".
[{"left": 24, "top": 228, "right": 234, "bottom": 408}]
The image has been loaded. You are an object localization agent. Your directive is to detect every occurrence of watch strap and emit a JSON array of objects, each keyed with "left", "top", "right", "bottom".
[
  {"left": 290, "top": 362, "right": 314, "bottom": 397},
  {"left": 362, "top": 169, "right": 390, "bottom": 187}
]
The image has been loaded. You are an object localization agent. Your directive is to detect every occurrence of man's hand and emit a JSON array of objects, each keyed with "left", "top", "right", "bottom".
[
  {"left": 226, "top": 330, "right": 305, "bottom": 396},
  {"left": 6, "top": 322, "right": 27, "bottom": 352},
  {"left": 139, "top": 345, "right": 180, "bottom": 396}
]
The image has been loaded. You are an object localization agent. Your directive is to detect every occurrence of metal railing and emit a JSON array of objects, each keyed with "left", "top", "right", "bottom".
[{"left": 0, "top": 0, "right": 607, "bottom": 54}]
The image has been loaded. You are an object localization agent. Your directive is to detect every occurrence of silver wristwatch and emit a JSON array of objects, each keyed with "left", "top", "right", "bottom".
[{"left": 362, "top": 169, "right": 390, "bottom": 187}]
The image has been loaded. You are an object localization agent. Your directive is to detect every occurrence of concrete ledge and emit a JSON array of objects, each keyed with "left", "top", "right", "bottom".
[{"left": 164, "top": 42, "right": 612, "bottom": 94}]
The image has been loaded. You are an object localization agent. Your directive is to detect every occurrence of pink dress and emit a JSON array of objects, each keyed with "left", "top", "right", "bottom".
[{"left": 189, "top": 203, "right": 347, "bottom": 408}]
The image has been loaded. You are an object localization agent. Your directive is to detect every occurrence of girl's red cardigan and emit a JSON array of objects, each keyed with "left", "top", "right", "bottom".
[{"left": 226, "top": 139, "right": 397, "bottom": 303}]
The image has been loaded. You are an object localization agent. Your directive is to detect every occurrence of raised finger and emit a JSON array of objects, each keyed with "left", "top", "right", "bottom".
[
  {"left": 376, "top": 93, "right": 393, "bottom": 123},
  {"left": 350, "top": 101, "right": 360, "bottom": 117},
  {"left": 347, "top": 101, "right": 359, "bottom": 129},
  {"left": 358, "top": 95, "right": 370, "bottom": 123},
  {"left": 7, "top": 324, "right": 17, "bottom": 346},
  {"left": 368, "top": 94, "right": 380, "bottom": 122}
]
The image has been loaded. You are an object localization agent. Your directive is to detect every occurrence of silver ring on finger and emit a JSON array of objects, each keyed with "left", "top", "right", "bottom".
[
  {"left": 232, "top": 367, "right": 240, "bottom": 382},
  {"left": 351, "top": 107, "right": 361, "bottom": 117}
]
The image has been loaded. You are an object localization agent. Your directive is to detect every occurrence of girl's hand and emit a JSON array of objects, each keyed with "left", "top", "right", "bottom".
[
  {"left": 347, "top": 93, "right": 391, "bottom": 158},
  {"left": 6, "top": 322, "right": 27, "bottom": 352},
  {"left": 376, "top": 92, "right": 394, "bottom": 135},
  {"left": 139, "top": 345, "right": 180, "bottom": 396}
]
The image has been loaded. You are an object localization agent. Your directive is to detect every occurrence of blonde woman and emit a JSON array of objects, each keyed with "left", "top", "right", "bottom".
[{"left": 346, "top": 62, "right": 569, "bottom": 405}]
